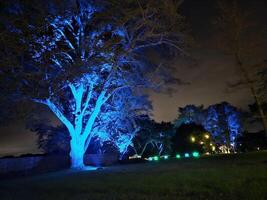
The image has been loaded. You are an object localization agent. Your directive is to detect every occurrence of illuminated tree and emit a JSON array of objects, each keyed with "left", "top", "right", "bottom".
[
  {"left": 174, "top": 102, "right": 243, "bottom": 152},
  {"left": 204, "top": 102, "right": 243, "bottom": 152},
  {"left": 92, "top": 90, "right": 152, "bottom": 159},
  {"left": 32, "top": 90, "right": 150, "bottom": 159},
  {"left": 1, "top": 0, "right": 187, "bottom": 168}
]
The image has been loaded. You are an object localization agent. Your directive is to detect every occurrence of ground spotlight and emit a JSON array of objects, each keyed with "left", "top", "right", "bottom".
[
  {"left": 184, "top": 153, "right": 190, "bottom": 158},
  {"left": 148, "top": 157, "right": 153, "bottom": 161},
  {"left": 153, "top": 156, "right": 159, "bottom": 161},
  {"left": 176, "top": 154, "right": 181, "bottom": 159},
  {"left": 192, "top": 151, "right": 200, "bottom": 158}
]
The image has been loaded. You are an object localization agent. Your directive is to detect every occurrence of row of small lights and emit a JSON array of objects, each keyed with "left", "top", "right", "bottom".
[{"left": 147, "top": 151, "right": 200, "bottom": 161}]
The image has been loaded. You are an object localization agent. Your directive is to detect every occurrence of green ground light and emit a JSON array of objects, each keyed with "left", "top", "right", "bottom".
[
  {"left": 163, "top": 155, "right": 168, "bottom": 160},
  {"left": 176, "top": 154, "right": 181, "bottom": 159},
  {"left": 184, "top": 153, "right": 190, "bottom": 158},
  {"left": 153, "top": 156, "right": 159, "bottom": 161},
  {"left": 192, "top": 151, "right": 200, "bottom": 158}
]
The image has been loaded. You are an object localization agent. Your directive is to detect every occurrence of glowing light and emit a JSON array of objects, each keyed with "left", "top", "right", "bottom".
[
  {"left": 83, "top": 166, "right": 98, "bottom": 171},
  {"left": 212, "top": 146, "right": 216, "bottom": 151},
  {"left": 154, "top": 156, "right": 159, "bottom": 161},
  {"left": 129, "top": 154, "right": 141, "bottom": 159},
  {"left": 192, "top": 151, "right": 200, "bottom": 158},
  {"left": 210, "top": 143, "right": 213, "bottom": 146},
  {"left": 257, "top": 147, "right": 260, "bottom": 150},
  {"left": 176, "top": 154, "right": 181, "bottom": 159},
  {"left": 199, "top": 141, "right": 204, "bottom": 145},
  {"left": 163, "top": 155, "right": 169, "bottom": 160},
  {"left": 204, "top": 134, "right": 210, "bottom": 139},
  {"left": 190, "top": 136, "right": 196, "bottom": 143},
  {"left": 184, "top": 153, "right": 190, "bottom": 158},
  {"left": 148, "top": 157, "right": 153, "bottom": 161}
]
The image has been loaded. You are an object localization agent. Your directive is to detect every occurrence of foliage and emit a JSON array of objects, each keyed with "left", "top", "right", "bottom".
[
  {"left": 31, "top": 124, "right": 70, "bottom": 155},
  {"left": 203, "top": 102, "right": 243, "bottom": 150},
  {"left": 236, "top": 131, "right": 267, "bottom": 152},
  {"left": 174, "top": 102, "right": 243, "bottom": 151},
  {"left": 174, "top": 104, "right": 204, "bottom": 128},
  {"left": 172, "top": 123, "right": 209, "bottom": 154},
  {"left": 132, "top": 116, "right": 174, "bottom": 157},
  {"left": 0, "top": 0, "right": 188, "bottom": 168}
]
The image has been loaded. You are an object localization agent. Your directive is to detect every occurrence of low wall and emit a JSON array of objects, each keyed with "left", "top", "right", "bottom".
[
  {"left": 0, "top": 153, "right": 118, "bottom": 178},
  {"left": 0, "top": 155, "right": 70, "bottom": 178},
  {"left": 0, "top": 156, "right": 43, "bottom": 173}
]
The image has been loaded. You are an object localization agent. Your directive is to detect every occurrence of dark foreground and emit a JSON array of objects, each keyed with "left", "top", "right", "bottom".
[{"left": 0, "top": 151, "right": 267, "bottom": 200}]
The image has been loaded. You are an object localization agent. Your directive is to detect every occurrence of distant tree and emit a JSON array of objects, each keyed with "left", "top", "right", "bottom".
[
  {"left": 31, "top": 124, "right": 70, "bottom": 155},
  {"left": 173, "top": 123, "right": 208, "bottom": 154},
  {"left": 174, "top": 102, "right": 243, "bottom": 152},
  {"left": 1, "top": 0, "right": 188, "bottom": 168},
  {"left": 174, "top": 104, "right": 204, "bottom": 128},
  {"left": 203, "top": 102, "right": 243, "bottom": 152},
  {"left": 132, "top": 117, "right": 174, "bottom": 157},
  {"left": 236, "top": 131, "right": 267, "bottom": 152},
  {"left": 214, "top": 0, "right": 267, "bottom": 137}
]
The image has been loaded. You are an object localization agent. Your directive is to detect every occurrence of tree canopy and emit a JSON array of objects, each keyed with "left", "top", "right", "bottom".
[{"left": 0, "top": 0, "right": 188, "bottom": 168}]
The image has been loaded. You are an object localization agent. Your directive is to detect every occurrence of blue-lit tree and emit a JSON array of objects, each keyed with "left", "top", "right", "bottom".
[
  {"left": 1, "top": 0, "right": 187, "bottom": 168},
  {"left": 203, "top": 102, "right": 243, "bottom": 152},
  {"left": 174, "top": 102, "right": 243, "bottom": 152}
]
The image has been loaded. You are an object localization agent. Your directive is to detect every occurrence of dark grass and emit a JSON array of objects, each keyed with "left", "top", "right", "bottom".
[{"left": 0, "top": 151, "right": 267, "bottom": 200}]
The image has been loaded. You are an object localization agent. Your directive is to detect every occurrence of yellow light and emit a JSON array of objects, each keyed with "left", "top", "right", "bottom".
[
  {"left": 200, "top": 141, "right": 204, "bottom": 145},
  {"left": 210, "top": 143, "right": 213, "bottom": 146},
  {"left": 212, "top": 146, "right": 216, "bottom": 151},
  {"left": 204, "top": 134, "right": 209, "bottom": 139},
  {"left": 190, "top": 136, "right": 196, "bottom": 143}
]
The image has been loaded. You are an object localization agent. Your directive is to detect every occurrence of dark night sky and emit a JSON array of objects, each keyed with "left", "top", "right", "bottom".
[
  {"left": 151, "top": 0, "right": 267, "bottom": 122},
  {"left": 0, "top": 0, "right": 267, "bottom": 156}
]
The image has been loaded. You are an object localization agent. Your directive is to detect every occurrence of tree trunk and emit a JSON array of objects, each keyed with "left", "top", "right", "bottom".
[
  {"left": 69, "top": 138, "right": 85, "bottom": 169},
  {"left": 236, "top": 54, "right": 267, "bottom": 138}
]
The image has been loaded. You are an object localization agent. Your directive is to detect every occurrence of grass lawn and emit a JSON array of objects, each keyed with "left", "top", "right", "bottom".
[{"left": 0, "top": 151, "right": 267, "bottom": 200}]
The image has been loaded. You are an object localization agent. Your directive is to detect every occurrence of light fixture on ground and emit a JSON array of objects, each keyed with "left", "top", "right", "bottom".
[
  {"left": 163, "top": 155, "right": 169, "bottom": 160},
  {"left": 192, "top": 151, "right": 200, "bottom": 158},
  {"left": 148, "top": 157, "right": 153, "bottom": 161},
  {"left": 176, "top": 154, "right": 181, "bottom": 159},
  {"left": 184, "top": 153, "right": 190, "bottom": 158},
  {"left": 153, "top": 156, "right": 159, "bottom": 161}
]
